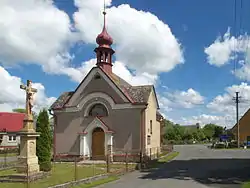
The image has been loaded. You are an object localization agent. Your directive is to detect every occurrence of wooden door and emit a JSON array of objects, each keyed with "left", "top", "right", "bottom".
[{"left": 92, "top": 127, "right": 105, "bottom": 160}]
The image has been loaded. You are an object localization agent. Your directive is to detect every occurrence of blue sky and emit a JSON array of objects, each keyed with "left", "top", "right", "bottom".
[{"left": 1, "top": 0, "right": 250, "bottom": 127}]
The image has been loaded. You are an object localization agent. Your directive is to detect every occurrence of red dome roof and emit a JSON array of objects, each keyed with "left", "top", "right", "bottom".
[
  {"left": 96, "top": 27, "right": 113, "bottom": 46},
  {"left": 96, "top": 11, "right": 113, "bottom": 47}
]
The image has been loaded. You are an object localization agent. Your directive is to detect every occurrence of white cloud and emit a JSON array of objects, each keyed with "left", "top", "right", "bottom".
[
  {"left": 174, "top": 114, "right": 233, "bottom": 128},
  {"left": 62, "top": 58, "right": 158, "bottom": 85},
  {"left": 0, "top": 0, "right": 73, "bottom": 73},
  {"left": 0, "top": 0, "right": 183, "bottom": 86},
  {"left": 73, "top": 0, "right": 184, "bottom": 75},
  {"left": 160, "top": 88, "right": 205, "bottom": 110},
  {"left": 207, "top": 83, "right": 250, "bottom": 115},
  {"left": 0, "top": 66, "right": 56, "bottom": 113},
  {"left": 205, "top": 28, "right": 249, "bottom": 66},
  {"left": 205, "top": 28, "right": 250, "bottom": 81}
]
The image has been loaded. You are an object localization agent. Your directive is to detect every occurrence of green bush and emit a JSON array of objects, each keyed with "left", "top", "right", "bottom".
[
  {"left": 36, "top": 109, "right": 52, "bottom": 172},
  {"left": 40, "top": 161, "right": 52, "bottom": 172},
  {"left": 214, "top": 143, "right": 226, "bottom": 149},
  {"left": 228, "top": 141, "right": 238, "bottom": 148}
]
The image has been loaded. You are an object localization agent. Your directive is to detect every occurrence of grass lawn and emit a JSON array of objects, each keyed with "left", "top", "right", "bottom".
[
  {"left": 242, "top": 181, "right": 250, "bottom": 188},
  {"left": 72, "top": 176, "right": 119, "bottom": 188},
  {"left": 0, "top": 153, "right": 18, "bottom": 157},
  {"left": 0, "top": 163, "right": 106, "bottom": 188},
  {"left": 148, "top": 151, "right": 179, "bottom": 169},
  {"left": 93, "top": 163, "right": 136, "bottom": 171}
]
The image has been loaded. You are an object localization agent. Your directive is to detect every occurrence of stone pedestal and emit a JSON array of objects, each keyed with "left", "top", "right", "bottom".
[{"left": 17, "top": 115, "right": 40, "bottom": 175}]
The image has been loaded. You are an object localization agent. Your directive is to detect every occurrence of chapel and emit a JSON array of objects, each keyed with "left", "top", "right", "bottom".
[{"left": 50, "top": 10, "right": 163, "bottom": 160}]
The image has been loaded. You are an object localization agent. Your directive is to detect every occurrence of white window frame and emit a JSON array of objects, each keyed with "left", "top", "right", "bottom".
[{"left": 8, "top": 135, "right": 17, "bottom": 142}]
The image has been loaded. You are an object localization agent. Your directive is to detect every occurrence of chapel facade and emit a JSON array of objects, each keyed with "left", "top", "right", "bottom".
[{"left": 50, "top": 10, "right": 163, "bottom": 161}]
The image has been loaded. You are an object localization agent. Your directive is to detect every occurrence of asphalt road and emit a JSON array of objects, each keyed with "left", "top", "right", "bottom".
[{"left": 97, "top": 144, "right": 250, "bottom": 188}]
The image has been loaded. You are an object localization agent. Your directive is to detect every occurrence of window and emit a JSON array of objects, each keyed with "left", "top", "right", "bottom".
[
  {"left": 89, "top": 104, "right": 108, "bottom": 117},
  {"left": 8, "top": 135, "right": 16, "bottom": 142},
  {"left": 94, "top": 74, "right": 101, "bottom": 80},
  {"left": 150, "top": 120, "right": 152, "bottom": 134},
  {"left": 147, "top": 135, "right": 151, "bottom": 145},
  {"left": 0, "top": 135, "right": 3, "bottom": 144}
]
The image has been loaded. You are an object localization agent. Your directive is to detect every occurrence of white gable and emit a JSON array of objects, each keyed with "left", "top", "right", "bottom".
[
  {"left": 84, "top": 117, "right": 111, "bottom": 133},
  {"left": 65, "top": 67, "right": 130, "bottom": 106}
]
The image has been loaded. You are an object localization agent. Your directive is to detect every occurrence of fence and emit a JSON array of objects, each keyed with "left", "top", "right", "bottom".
[
  {"left": 0, "top": 145, "right": 173, "bottom": 188},
  {"left": 0, "top": 146, "right": 19, "bottom": 169}
]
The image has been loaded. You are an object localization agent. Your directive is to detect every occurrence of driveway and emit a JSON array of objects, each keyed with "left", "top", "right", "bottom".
[{"left": 97, "top": 145, "right": 250, "bottom": 188}]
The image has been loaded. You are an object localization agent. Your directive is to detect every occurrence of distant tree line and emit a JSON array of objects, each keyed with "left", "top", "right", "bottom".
[{"left": 162, "top": 119, "right": 234, "bottom": 144}]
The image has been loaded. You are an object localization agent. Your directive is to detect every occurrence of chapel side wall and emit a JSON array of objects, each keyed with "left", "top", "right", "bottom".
[
  {"left": 111, "top": 108, "right": 141, "bottom": 153},
  {"left": 144, "top": 90, "right": 160, "bottom": 153},
  {"left": 54, "top": 111, "right": 83, "bottom": 156}
]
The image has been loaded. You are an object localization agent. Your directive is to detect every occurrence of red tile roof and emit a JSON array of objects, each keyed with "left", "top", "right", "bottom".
[{"left": 0, "top": 112, "right": 25, "bottom": 132}]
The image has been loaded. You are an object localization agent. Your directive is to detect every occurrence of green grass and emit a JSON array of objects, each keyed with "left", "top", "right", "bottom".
[
  {"left": 159, "top": 151, "right": 179, "bottom": 162},
  {"left": 94, "top": 163, "right": 136, "bottom": 171},
  {"left": 242, "top": 181, "right": 250, "bottom": 188},
  {"left": 0, "top": 163, "right": 106, "bottom": 188},
  {"left": 0, "top": 153, "right": 18, "bottom": 157},
  {"left": 72, "top": 176, "right": 119, "bottom": 188},
  {"left": 148, "top": 151, "right": 179, "bottom": 169}
]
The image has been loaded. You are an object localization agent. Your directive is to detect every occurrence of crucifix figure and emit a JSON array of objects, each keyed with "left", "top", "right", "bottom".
[{"left": 20, "top": 80, "right": 37, "bottom": 118}]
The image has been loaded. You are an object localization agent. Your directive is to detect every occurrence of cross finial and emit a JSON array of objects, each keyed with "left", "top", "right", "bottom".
[{"left": 103, "top": 0, "right": 106, "bottom": 27}]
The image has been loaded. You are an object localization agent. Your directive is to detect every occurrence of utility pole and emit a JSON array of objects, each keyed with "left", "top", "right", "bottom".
[{"left": 233, "top": 92, "right": 241, "bottom": 148}]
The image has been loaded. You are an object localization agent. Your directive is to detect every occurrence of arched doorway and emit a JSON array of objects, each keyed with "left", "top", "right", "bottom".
[{"left": 92, "top": 127, "right": 105, "bottom": 160}]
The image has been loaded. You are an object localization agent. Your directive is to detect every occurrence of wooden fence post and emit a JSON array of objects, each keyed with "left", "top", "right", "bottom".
[
  {"left": 74, "top": 157, "right": 78, "bottom": 181},
  {"left": 106, "top": 153, "right": 110, "bottom": 173},
  {"left": 125, "top": 152, "right": 128, "bottom": 172}
]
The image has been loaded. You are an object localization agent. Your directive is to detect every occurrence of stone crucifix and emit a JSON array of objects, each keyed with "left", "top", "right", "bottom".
[{"left": 20, "top": 80, "right": 37, "bottom": 119}]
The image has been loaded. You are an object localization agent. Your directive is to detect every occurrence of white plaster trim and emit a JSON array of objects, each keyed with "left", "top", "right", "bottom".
[
  {"left": 83, "top": 101, "right": 109, "bottom": 117},
  {"left": 80, "top": 117, "right": 114, "bottom": 158},
  {"left": 54, "top": 92, "right": 146, "bottom": 113},
  {"left": 67, "top": 68, "right": 129, "bottom": 105},
  {"left": 79, "top": 92, "right": 145, "bottom": 111},
  {"left": 85, "top": 118, "right": 109, "bottom": 133},
  {"left": 80, "top": 135, "right": 84, "bottom": 156}
]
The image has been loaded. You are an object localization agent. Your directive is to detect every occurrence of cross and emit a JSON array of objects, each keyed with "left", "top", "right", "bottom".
[{"left": 20, "top": 80, "right": 37, "bottom": 117}]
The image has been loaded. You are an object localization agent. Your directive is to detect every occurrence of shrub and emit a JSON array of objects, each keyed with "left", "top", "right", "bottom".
[
  {"left": 36, "top": 109, "right": 52, "bottom": 171},
  {"left": 228, "top": 141, "right": 238, "bottom": 148},
  {"left": 40, "top": 161, "right": 52, "bottom": 172},
  {"left": 214, "top": 143, "right": 226, "bottom": 149}
]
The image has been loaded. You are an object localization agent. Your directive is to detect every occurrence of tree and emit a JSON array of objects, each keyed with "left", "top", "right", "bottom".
[
  {"left": 12, "top": 108, "right": 38, "bottom": 120},
  {"left": 203, "top": 124, "right": 216, "bottom": 140},
  {"left": 213, "top": 125, "right": 224, "bottom": 139},
  {"left": 12, "top": 108, "right": 25, "bottom": 113},
  {"left": 183, "top": 129, "right": 193, "bottom": 140},
  {"left": 197, "top": 129, "right": 206, "bottom": 141},
  {"left": 36, "top": 108, "right": 52, "bottom": 171}
]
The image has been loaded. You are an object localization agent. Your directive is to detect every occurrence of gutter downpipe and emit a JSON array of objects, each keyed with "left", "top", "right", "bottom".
[{"left": 48, "top": 109, "right": 56, "bottom": 161}]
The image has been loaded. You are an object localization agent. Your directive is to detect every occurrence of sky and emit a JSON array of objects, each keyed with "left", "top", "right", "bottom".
[{"left": 0, "top": 0, "right": 250, "bottom": 128}]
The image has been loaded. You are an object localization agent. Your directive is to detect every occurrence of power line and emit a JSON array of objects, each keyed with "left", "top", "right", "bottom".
[{"left": 233, "top": 0, "right": 237, "bottom": 76}]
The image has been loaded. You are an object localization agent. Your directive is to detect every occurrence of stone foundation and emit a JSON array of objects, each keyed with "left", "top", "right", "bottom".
[{"left": 0, "top": 171, "right": 50, "bottom": 183}]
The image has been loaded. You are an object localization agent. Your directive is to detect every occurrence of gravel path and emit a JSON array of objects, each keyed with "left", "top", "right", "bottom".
[{"left": 97, "top": 144, "right": 250, "bottom": 188}]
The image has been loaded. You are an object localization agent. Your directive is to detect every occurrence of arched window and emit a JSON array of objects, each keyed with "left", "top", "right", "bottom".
[{"left": 89, "top": 104, "right": 108, "bottom": 117}]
